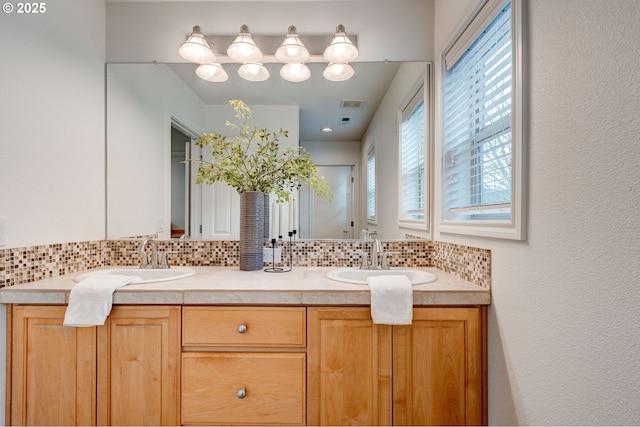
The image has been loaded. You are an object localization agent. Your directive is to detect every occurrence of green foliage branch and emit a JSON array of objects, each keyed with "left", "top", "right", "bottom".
[{"left": 191, "top": 99, "right": 332, "bottom": 202}]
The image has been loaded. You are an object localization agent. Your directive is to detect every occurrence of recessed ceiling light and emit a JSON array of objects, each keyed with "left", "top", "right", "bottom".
[{"left": 321, "top": 127, "right": 334, "bottom": 133}]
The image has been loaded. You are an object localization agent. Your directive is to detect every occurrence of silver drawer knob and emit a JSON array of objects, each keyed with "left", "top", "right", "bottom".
[
  {"left": 237, "top": 388, "right": 247, "bottom": 399},
  {"left": 237, "top": 324, "right": 247, "bottom": 334}
]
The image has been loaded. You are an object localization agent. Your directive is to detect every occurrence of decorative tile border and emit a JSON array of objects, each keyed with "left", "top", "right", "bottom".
[
  {"left": 432, "top": 241, "right": 492, "bottom": 290},
  {"left": 0, "top": 241, "right": 107, "bottom": 288},
  {"left": 1, "top": 238, "right": 490, "bottom": 289}
]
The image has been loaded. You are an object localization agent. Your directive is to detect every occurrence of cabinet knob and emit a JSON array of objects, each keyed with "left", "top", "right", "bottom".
[
  {"left": 237, "top": 388, "right": 247, "bottom": 399},
  {"left": 237, "top": 324, "right": 247, "bottom": 334}
]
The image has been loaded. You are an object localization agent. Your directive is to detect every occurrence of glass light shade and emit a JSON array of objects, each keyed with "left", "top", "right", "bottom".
[
  {"left": 178, "top": 25, "right": 216, "bottom": 64},
  {"left": 275, "top": 26, "right": 310, "bottom": 63},
  {"left": 195, "top": 63, "right": 228, "bottom": 82},
  {"left": 323, "top": 63, "right": 354, "bottom": 81},
  {"left": 323, "top": 24, "right": 359, "bottom": 63},
  {"left": 238, "top": 63, "right": 270, "bottom": 82},
  {"left": 280, "top": 63, "right": 311, "bottom": 82},
  {"left": 227, "top": 25, "right": 263, "bottom": 63}
]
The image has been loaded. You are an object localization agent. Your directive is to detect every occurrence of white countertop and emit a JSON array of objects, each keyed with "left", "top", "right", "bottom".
[{"left": 0, "top": 266, "right": 490, "bottom": 306}]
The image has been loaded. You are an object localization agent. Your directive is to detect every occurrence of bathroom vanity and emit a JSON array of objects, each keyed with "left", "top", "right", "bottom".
[{"left": 1, "top": 266, "right": 489, "bottom": 426}]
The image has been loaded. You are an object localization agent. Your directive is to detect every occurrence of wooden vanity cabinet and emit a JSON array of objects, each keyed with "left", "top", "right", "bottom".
[
  {"left": 307, "top": 306, "right": 486, "bottom": 426},
  {"left": 97, "top": 306, "right": 181, "bottom": 426},
  {"left": 393, "top": 307, "right": 486, "bottom": 426},
  {"left": 9, "top": 304, "right": 485, "bottom": 426},
  {"left": 181, "top": 306, "right": 307, "bottom": 426},
  {"left": 8, "top": 305, "right": 181, "bottom": 426},
  {"left": 307, "top": 307, "right": 392, "bottom": 426},
  {"left": 10, "top": 305, "right": 97, "bottom": 426}
]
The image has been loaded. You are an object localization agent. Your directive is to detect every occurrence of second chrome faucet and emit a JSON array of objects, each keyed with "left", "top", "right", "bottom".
[
  {"left": 136, "top": 238, "right": 175, "bottom": 269},
  {"left": 358, "top": 235, "right": 399, "bottom": 270}
]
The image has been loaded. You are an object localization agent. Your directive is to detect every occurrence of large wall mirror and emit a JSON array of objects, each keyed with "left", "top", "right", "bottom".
[{"left": 106, "top": 61, "right": 430, "bottom": 240}]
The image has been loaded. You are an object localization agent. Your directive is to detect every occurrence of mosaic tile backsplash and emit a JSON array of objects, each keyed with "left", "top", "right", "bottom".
[{"left": 0, "top": 238, "right": 491, "bottom": 289}]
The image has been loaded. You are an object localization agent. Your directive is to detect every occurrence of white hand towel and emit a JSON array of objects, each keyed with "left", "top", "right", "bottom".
[
  {"left": 63, "top": 274, "right": 140, "bottom": 327},
  {"left": 368, "top": 275, "right": 413, "bottom": 325}
]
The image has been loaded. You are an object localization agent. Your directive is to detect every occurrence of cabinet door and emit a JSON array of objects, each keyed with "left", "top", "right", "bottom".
[
  {"left": 97, "top": 306, "right": 181, "bottom": 426},
  {"left": 393, "top": 307, "right": 486, "bottom": 426},
  {"left": 307, "top": 307, "right": 392, "bottom": 426},
  {"left": 10, "top": 305, "right": 96, "bottom": 426}
]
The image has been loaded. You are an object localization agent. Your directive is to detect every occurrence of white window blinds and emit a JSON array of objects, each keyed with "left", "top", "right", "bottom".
[
  {"left": 443, "top": 0, "right": 512, "bottom": 221},
  {"left": 400, "top": 88, "right": 426, "bottom": 222},
  {"left": 367, "top": 148, "right": 376, "bottom": 221}
]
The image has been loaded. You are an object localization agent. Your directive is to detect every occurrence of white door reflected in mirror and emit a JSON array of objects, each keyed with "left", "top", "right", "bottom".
[{"left": 299, "top": 165, "right": 355, "bottom": 239}]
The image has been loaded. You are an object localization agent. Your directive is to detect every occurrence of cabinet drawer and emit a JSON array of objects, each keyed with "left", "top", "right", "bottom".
[
  {"left": 182, "top": 352, "right": 306, "bottom": 425},
  {"left": 182, "top": 306, "right": 306, "bottom": 347}
]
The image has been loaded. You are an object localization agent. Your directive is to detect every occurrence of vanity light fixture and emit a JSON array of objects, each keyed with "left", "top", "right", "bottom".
[
  {"left": 238, "top": 63, "right": 270, "bottom": 82},
  {"left": 323, "top": 62, "right": 355, "bottom": 82},
  {"left": 323, "top": 24, "right": 359, "bottom": 63},
  {"left": 276, "top": 25, "right": 311, "bottom": 82},
  {"left": 280, "top": 63, "right": 311, "bottom": 82},
  {"left": 178, "top": 25, "right": 216, "bottom": 64},
  {"left": 179, "top": 24, "right": 359, "bottom": 83},
  {"left": 227, "top": 25, "right": 263, "bottom": 64},
  {"left": 275, "top": 25, "right": 311, "bottom": 63},
  {"left": 195, "top": 63, "right": 229, "bottom": 82}
]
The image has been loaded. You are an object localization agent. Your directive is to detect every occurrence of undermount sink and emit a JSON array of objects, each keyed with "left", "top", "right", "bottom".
[
  {"left": 326, "top": 267, "right": 437, "bottom": 285},
  {"left": 74, "top": 267, "right": 196, "bottom": 284}
]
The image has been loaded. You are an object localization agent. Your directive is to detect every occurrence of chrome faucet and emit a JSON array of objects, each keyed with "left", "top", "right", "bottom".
[
  {"left": 358, "top": 238, "right": 399, "bottom": 270},
  {"left": 370, "top": 238, "right": 383, "bottom": 269},
  {"left": 137, "top": 238, "right": 159, "bottom": 269}
]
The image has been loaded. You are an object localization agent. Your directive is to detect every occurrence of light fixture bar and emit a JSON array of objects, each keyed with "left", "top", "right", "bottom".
[
  {"left": 180, "top": 26, "right": 359, "bottom": 82},
  {"left": 202, "top": 53, "right": 327, "bottom": 64},
  {"left": 203, "top": 34, "right": 357, "bottom": 63}
]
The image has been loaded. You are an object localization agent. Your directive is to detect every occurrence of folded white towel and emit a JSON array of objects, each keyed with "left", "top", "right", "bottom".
[
  {"left": 63, "top": 274, "right": 140, "bottom": 327},
  {"left": 367, "top": 274, "right": 413, "bottom": 325}
]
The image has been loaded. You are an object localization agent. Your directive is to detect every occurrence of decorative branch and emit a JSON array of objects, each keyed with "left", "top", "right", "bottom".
[{"left": 190, "top": 99, "right": 332, "bottom": 202}]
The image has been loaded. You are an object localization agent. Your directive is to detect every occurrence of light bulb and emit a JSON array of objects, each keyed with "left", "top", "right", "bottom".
[
  {"left": 238, "top": 63, "right": 270, "bottom": 82},
  {"left": 275, "top": 25, "right": 310, "bottom": 63},
  {"left": 323, "top": 63, "right": 354, "bottom": 81},
  {"left": 178, "top": 25, "right": 216, "bottom": 64},
  {"left": 323, "top": 24, "right": 358, "bottom": 63},
  {"left": 280, "top": 63, "right": 311, "bottom": 82},
  {"left": 195, "top": 63, "right": 228, "bottom": 82}
]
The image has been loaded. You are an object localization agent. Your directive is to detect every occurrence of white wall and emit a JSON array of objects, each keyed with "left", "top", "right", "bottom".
[
  {"left": 106, "top": 63, "right": 207, "bottom": 238},
  {"left": 206, "top": 104, "right": 299, "bottom": 149},
  {"left": 0, "top": 1, "right": 106, "bottom": 423},
  {"left": 302, "top": 140, "right": 360, "bottom": 165},
  {"left": 0, "top": 0, "right": 106, "bottom": 248},
  {"left": 433, "top": 0, "right": 640, "bottom": 424},
  {"left": 105, "top": 0, "right": 433, "bottom": 62}
]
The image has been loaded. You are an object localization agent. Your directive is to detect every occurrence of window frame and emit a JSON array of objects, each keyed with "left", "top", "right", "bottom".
[
  {"left": 439, "top": 0, "right": 526, "bottom": 240},
  {"left": 398, "top": 68, "right": 431, "bottom": 232},
  {"left": 366, "top": 144, "right": 377, "bottom": 223}
]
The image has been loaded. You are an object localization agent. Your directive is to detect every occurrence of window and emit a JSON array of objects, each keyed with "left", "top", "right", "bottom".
[
  {"left": 366, "top": 146, "right": 376, "bottom": 222},
  {"left": 399, "top": 80, "right": 429, "bottom": 229},
  {"left": 441, "top": 0, "right": 525, "bottom": 239}
]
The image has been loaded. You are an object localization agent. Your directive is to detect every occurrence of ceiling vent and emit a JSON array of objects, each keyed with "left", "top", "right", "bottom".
[
  {"left": 340, "top": 117, "right": 351, "bottom": 125},
  {"left": 340, "top": 99, "right": 365, "bottom": 109}
]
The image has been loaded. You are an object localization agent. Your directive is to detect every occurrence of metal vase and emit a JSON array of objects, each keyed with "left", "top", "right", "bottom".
[{"left": 239, "top": 191, "right": 265, "bottom": 271}]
